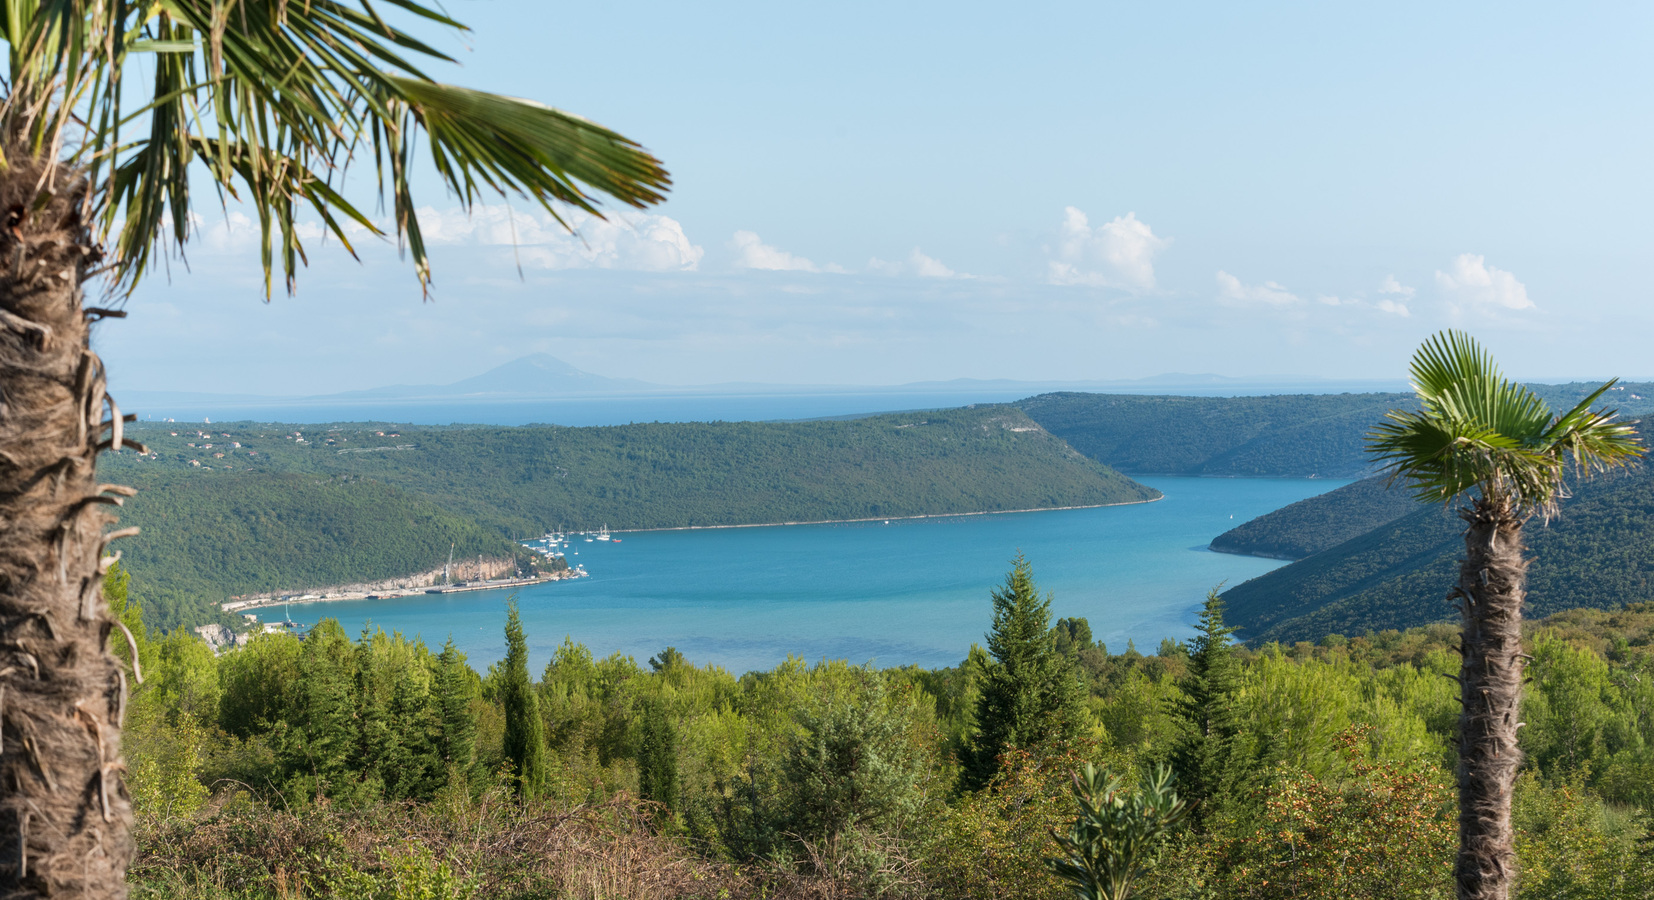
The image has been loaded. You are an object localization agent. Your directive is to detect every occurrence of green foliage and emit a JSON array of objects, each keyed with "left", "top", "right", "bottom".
[
  {"left": 1046, "top": 764, "right": 1188, "bottom": 900},
  {"left": 1208, "top": 727, "right": 1454, "bottom": 900},
  {"left": 781, "top": 670, "right": 930, "bottom": 843},
  {"left": 965, "top": 557, "right": 1086, "bottom": 790},
  {"left": 1172, "top": 591, "right": 1244, "bottom": 821},
  {"left": 1368, "top": 330, "right": 1641, "bottom": 510},
  {"left": 1512, "top": 776, "right": 1654, "bottom": 900},
  {"left": 635, "top": 696, "right": 680, "bottom": 817},
  {"left": 499, "top": 605, "right": 548, "bottom": 799},
  {"left": 927, "top": 745, "right": 1093, "bottom": 900},
  {"left": 433, "top": 640, "right": 479, "bottom": 780}
]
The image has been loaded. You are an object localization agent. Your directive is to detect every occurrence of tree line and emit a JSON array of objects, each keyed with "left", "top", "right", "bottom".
[{"left": 118, "top": 556, "right": 1654, "bottom": 899}]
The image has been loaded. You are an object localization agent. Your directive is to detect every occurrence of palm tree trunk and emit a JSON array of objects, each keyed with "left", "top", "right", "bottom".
[
  {"left": 1453, "top": 493, "right": 1527, "bottom": 900},
  {"left": 0, "top": 164, "right": 137, "bottom": 898}
]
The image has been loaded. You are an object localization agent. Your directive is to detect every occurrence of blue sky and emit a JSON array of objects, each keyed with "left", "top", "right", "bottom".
[{"left": 97, "top": 1, "right": 1654, "bottom": 395}]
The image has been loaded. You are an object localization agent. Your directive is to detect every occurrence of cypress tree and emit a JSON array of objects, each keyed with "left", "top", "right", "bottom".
[
  {"left": 435, "top": 638, "right": 479, "bottom": 778},
  {"left": 384, "top": 665, "right": 441, "bottom": 800},
  {"left": 635, "top": 696, "right": 680, "bottom": 816},
  {"left": 1172, "top": 589, "right": 1244, "bottom": 824},
  {"left": 501, "top": 603, "right": 549, "bottom": 799},
  {"left": 353, "top": 628, "right": 395, "bottom": 795},
  {"left": 964, "top": 555, "right": 1085, "bottom": 790},
  {"left": 284, "top": 619, "right": 361, "bottom": 798}
]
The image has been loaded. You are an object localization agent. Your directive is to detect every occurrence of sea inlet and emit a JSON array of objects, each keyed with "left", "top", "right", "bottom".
[{"left": 288, "top": 476, "right": 1346, "bottom": 674}]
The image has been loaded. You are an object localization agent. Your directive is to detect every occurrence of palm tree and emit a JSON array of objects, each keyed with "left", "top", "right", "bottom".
[
  {"left": 0, "top": 3, "right": 668, "bottom": 896},
  {"left": 1367, "top": 330, "right": 1642, "bottom": 900}
]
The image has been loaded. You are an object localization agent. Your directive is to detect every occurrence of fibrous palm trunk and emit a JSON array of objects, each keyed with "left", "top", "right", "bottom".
[
  {"left": 0, "top": 161, "right": 139, "bottom": 898},
  {"left": 1453, "top": 493, "right": 1526, "bottom": 900}
]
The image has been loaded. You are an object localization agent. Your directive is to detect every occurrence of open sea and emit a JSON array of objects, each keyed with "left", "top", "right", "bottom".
[{"left": 282, "top": 475, "right": 1345, "bottom": 675}]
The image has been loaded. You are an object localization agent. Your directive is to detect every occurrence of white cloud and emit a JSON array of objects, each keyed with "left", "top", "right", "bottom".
[
  {"left": 731, "top": 230, "right": 839, "bottom": 272},
  {"left": 1046, "top": 208, "right": 1169, "bottom": 290},
  {"left": 1435, "top": 253, "right": 1533, "bottom": 310},
  {"left": 418, "top": 206, "right": 703, "bottom": 272},
  {"left": 1379, "top": 274, "right": 1416, "bottom": 299},
  {"left": 867, "top": 248, "right": 963, "bottom": 279},
  {"left": 1215, "top": 271, "right": 1301, "bottom": 307},
  {"left": 1364, "top": 276, "right": 1413, "bottom": 316}
]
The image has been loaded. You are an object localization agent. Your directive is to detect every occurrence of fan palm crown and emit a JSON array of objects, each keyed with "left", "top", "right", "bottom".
[
  {"left": 1368, "top": 330, "right": 1640, "bottom": 513},
  {"left": 0, "top": 0, "right": 670, "bottom": 296}
]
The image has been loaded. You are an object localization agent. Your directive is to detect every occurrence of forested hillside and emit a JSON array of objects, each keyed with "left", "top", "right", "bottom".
[
  {"left": 1016, "top": 384, "right": 1654, "bottom": 478},
  {"left": 1223, "top": 462, "right": 1654, "bottom": 644},
  {"left": 1016, "top": 391, "right": 1411, "bottom": 476},
  {"left": 111, "top": 472, "right": 533, "bottom": 631},
  {"left": 1209, "top": 475, "right": 1422, "bottom": 559},
  {"left": 102, "top": 406, "right": 1154, "bottom": 630}
]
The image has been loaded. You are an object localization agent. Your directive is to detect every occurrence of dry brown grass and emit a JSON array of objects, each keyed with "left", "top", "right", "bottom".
[{"left": 129, "top": 788, "right": 928, "bottom": 900}]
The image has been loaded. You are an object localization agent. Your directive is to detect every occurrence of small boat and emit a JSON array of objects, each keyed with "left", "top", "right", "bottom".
[{"left": 612, "top": 538, "right": 622, "bottom": 543}]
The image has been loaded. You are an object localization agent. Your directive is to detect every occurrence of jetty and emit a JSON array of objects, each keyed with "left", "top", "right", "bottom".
[{"left": 221, "top": 568, "right": 587, "bottom": 614}]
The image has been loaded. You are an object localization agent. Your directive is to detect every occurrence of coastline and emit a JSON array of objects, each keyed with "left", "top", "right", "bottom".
[
  {"left": 221, "top": 495, "right": 1166, "bottom": 617},
  {"left": 615, "top": 493, "right": 1164, "bottom": 534},
  {"left": 222, "top": 568, "right": 588, "bottom": 615},
  {"left": 1206, "top": 543, "right": 1304, "bottom": 562}
]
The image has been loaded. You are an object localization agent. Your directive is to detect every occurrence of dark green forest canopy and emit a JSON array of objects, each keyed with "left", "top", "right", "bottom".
[
  {"left": 1209, "top": 475, "right": 1423, "bottom": 560},
  {"left": 1222, "top": 461, "right": 1654, "bottom": 645},
  {"left": 107, "top": 471, "right": 528, "bottom": 632},
  {"left": 103, "top": 407, "right": 1155, "bottom": 631},
  {"left": 1017, "top": 385, "right": 1654, "bottom": 478},
  {"left": 1016, "top": 391, "right": 1414, "bottom": 476}
]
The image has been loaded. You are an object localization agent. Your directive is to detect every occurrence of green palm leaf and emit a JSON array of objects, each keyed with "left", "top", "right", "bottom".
[
  {"left": 0, "top": 0, "right": 671, "bottom": 297},
  {"left": 1368, "top": 330, "right": 1642, "bottom": 512}
]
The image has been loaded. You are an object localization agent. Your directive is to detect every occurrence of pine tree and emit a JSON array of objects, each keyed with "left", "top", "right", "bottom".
[
  {"left": 501, "top": 603, "right": 549, "bottom": 799},
  {"left": 353, "top": 629, "right": 396, "bottom": 795},
  {"left": 635, "top": 696, "right": 680, "bottom": 817},
  {"left": 284, "top": 619, "right": 361, "bottom": 799},
  {"left": 383, "top": 658, "right": 441, "bottom": 801},
  {"left": 434, "top": 639, "right": 479, "bottom": 780},
  {"left": 1172, "top": 589, "right": 1244, "bottom": 824},
  {"left": 964, "top": 555, "right": 1085, "bottom": 790}
]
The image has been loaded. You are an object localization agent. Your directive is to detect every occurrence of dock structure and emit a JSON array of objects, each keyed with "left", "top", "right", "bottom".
[{"left": 221, "top": 569, "right": 586, "bottom": 614}]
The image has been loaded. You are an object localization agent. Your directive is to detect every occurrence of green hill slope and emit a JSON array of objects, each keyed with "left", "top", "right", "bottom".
[
  {"left": 1015, "top": 385, "right": 1654, "bottom": 479},
  {"left": 1015, "top": 392, "right": 1411, "bottom": 476},
  {"left": 1209, "top": 475, "right": 1423, "bottom": 560},
  {"left": 112, "top": 472, "right": 527, "bottom": 631},
  {"left": 1222, "top": 464, "right": 1654, "bottom": 644},
  {"left": 108, "top": 406, "right": 1155, "bottom": 534}
]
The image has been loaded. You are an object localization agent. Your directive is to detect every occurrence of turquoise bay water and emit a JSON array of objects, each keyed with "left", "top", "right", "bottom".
[{"left": 290, "top": 476, "right": 1345, "bottom": 674}]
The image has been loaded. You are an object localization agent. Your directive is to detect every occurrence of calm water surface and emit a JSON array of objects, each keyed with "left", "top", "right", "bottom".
[{"left": 290, "top": 476, "right": 1346, "bottom": 674}]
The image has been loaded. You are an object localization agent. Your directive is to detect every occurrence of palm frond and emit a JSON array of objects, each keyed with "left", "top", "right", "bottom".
[
  {"left": 0, "top": 0, "right": 671, "bottom": 297},
  {"left": 1368, "top": 330, "right": 1644, "bottom": 513}
]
